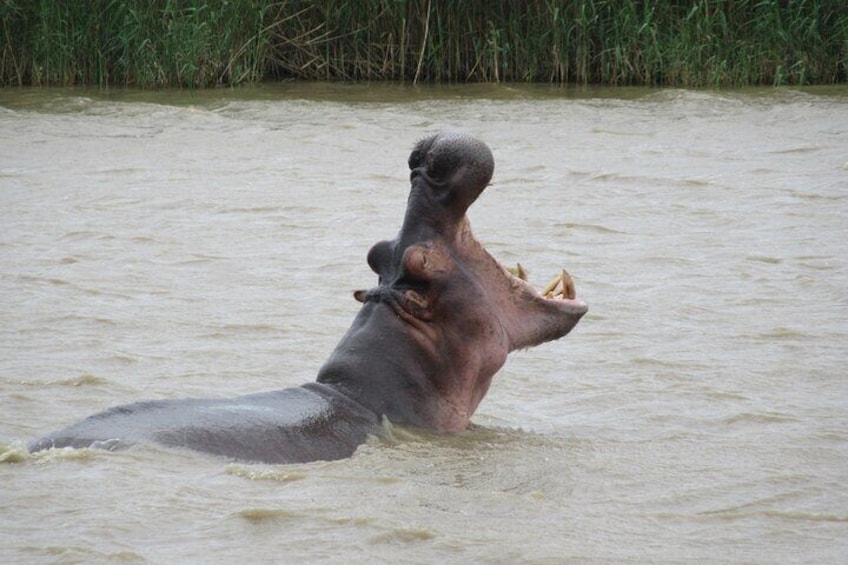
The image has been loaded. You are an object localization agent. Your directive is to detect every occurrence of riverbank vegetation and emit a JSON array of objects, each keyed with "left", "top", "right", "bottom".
[{"left": 2, "top": 0, "right": 846, "bottom": 88}]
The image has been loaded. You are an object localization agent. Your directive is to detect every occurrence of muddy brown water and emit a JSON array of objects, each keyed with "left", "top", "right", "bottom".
[{"left": 1, "top": 84, "right": 846, "bottom": 563}]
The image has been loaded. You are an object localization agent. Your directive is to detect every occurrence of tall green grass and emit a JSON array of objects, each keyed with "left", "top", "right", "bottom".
[
  {"left": 2, "top": 0, "right": 846, "bottom": 88},
  {"left": 0, "top": 0, "right": 269, "bottom": 87}
]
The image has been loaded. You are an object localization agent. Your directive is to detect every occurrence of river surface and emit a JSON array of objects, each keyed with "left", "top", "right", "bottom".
[{"left": 1, "top": 83, "right": 846, "bottom": 563}]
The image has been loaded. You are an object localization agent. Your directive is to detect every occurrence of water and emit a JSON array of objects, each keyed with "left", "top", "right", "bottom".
[{"left": 1, "top": 84, "right": 846, "bottom": 563}]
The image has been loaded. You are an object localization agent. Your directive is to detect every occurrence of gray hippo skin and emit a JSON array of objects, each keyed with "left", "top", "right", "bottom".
[{"left": 29, "top": 132, "right": 588, "bottom": 464}]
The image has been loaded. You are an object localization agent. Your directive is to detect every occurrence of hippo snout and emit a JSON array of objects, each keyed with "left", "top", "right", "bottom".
[{"left": 408, "top": 132, "right": 494, "bottom": 212}]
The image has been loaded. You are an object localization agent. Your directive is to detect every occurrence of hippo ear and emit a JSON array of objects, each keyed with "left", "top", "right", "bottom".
[
  {"left": 367, "top": 240, "right": 394, "bottom": 277},
  {"left": 402, "top": 242, "right": 450, "bottom": 281}
]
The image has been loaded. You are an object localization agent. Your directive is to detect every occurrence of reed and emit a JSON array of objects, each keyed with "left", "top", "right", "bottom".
[{"left": 1, "top": 0, "right": 846, "bottom": 88}]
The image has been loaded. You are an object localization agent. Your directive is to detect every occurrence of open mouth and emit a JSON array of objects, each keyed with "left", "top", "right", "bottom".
[{"left": 510, "top": 263, "right": 582, "bottom": 302}]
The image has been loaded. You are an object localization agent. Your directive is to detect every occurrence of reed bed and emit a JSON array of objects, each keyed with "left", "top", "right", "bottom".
[{"left": 2, "top": 0, "right": 846, "bottom": 88}]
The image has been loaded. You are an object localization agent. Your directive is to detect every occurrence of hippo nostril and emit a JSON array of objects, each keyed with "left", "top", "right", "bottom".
[
  {"left": 426, "top": 144, "right": 462, "bottom": 181},
  {"left": 408, "top": 135, "right": 437, "bottom": 170}
]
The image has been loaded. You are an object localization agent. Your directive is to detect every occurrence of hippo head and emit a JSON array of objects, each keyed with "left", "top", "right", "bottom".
[{"left": 318, "top": 132, "right": 587, "bottom": 433}]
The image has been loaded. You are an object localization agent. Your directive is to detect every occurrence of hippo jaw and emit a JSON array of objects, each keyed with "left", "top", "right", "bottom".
[{"left": 320, "top": 132, "right": 587, "bottom": 432}]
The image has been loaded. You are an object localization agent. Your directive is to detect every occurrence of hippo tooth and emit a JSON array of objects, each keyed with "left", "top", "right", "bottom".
[
  {"left": 542, "top": 273, "right": 562, "bottom": 298},
  {"left": 507, "top": 263, "right": 528, "bottom": 281},
  {"left": 516, "top": 263, "right": 528, "bottom": 281},
  {"left": 560, "top": 269, "right": 576, "bottom": 300}
]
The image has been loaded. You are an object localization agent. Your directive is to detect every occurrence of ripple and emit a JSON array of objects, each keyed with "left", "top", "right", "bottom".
[
  {"left": 368, "top": 528, "right": 435, "bottom": 544},
  {"left": 721, "top": 411, "right": 800, "bottom": 426},
  {"left": 557, "top": 222, "right": 628, "bottom": 235},
  {"left": 746, "top": 254, "right": 782, "bottom": 264}
]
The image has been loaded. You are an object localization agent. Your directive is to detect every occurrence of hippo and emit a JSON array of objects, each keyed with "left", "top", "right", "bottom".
[{"left": 29, "top": 132, "right": 588, "bottom": 464}]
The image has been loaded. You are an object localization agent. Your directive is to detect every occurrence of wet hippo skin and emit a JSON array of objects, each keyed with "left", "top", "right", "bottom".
[{"left": 29, "top": 132, "right": 588, "bottom": 464}]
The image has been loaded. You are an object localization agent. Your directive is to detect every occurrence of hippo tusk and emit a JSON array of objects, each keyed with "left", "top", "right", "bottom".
[
  {"left": 560, "top": 269, "right": 576, "bottom": 300},
  {"left": 516, "top": 263, "right": 528, "bottom": 281},
  {"left": 508, "top": 263, "right": 528, "bottom": 281},
  {"left": 542, "top": 273, "right": 561, "bottom": 298},
  {"left": 540, "top": 269, "right": 576, "bottom": 299}
]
